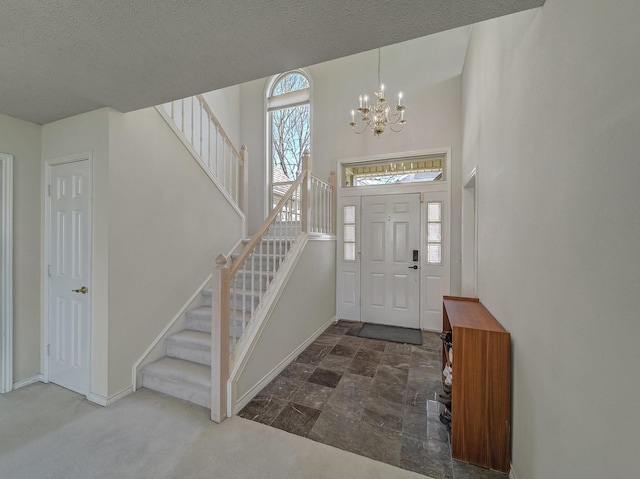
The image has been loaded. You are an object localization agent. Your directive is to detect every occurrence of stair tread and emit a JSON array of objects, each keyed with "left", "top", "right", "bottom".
[
  {"left": 167, "top": 329, "right": 211, "bottom": 348},
  {"left": 142, "top": 357, "right": 210, "bottom": 387},
  {"left": 186, "top": 306, "right": 211, "bottom": 316}
]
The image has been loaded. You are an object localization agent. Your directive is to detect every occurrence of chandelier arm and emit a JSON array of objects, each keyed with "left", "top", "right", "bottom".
[
  {"left": 390, "top": 124, "right": 406, "bottom": 133},
  {"left": 351, "top": 122, "right": 369, "bottom": 135}
]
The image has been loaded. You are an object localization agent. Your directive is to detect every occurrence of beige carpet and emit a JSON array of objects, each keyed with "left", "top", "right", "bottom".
[{"left": 0, "top": 383, "right": 431, "bottom": 479}]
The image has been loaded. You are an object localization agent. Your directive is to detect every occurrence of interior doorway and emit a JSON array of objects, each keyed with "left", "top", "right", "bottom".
[{"left": 45, "top": 156, "right": 92, "bottom": 395}]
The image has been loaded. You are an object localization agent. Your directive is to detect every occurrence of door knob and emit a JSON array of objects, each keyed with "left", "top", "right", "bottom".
[
  {"left": 408, "top": 265, "right": 418, "bottom": 270},
  {"left": 72, "top": 286, "right": 88, "bottom": 294}
]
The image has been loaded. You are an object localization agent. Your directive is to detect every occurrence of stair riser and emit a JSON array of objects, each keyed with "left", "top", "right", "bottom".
[
  {"left": 233, "top": 276, "right": 271, "bottom": 291},
  {"left": 141, "top": 373, "right": 210, "bottom": 409},
  {"left": 186, "top": 316, "right": 248, "bottom": 335},
  {"left": 251, "top": 243, "right": 293, "bottom": 255},
  {"left": 230, "top": 294, "right": 259, "bottom": 312},
  {"left": 166, "top": 342, "right": 211, "bottom": 366}
]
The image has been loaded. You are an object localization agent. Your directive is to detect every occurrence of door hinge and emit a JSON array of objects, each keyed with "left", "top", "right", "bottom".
[
  {"left": 47, "top": 184, "right": 51, "bottom": 196},
  {"left": 47, "top": 265, "right": 51, "bottom": 278},
  {"left": 47, "top": 344, "right": 51, "bottom": 356}
]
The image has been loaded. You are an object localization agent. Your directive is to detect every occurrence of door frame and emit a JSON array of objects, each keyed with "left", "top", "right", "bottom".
[
  {"left": 0, "top": 153, "right": 13, "bottom": 393},
  {"left": 43, "top": 152, "right": 93, "bottom": 393},
  {"left": 336, "top": 148, "right": 451, "bottom": 330}
]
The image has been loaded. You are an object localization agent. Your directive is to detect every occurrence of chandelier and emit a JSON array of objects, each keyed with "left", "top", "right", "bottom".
[{"left": 350, "top": 48, "right": 407, "bottom": 136}]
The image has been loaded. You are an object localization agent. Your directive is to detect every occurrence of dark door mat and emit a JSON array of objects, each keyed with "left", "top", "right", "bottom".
[{"left": 357, "top": 323, "right": 423, "bottom": 345}]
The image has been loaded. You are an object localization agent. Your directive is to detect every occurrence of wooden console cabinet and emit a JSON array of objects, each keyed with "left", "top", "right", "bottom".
[{"left": 443, "top": 296, "right": 511, "bottom": 473}]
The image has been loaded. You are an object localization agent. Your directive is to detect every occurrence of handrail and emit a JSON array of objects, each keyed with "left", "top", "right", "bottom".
[
  {"left": 195, "top": 94, "right": 242, "bottom": 162},
  {"left": 229, "top": 171, "right": 307, "bottom": 277}
]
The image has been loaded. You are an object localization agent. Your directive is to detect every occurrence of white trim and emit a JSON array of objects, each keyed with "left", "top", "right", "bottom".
[
  {"left": 87, "top": 386, "right": 133, "bottom": 407},
  {"left": 43, "top": 152, "right": 93, "bottom": 394},
  {"left": 0, "top": 153, "right": 13, "bottom": 393},
  {"left": 131, "top": 273, "right": 212, "bottom": 391},
  {"left": 232, "top": 315, "right": 336, "bottom": 415},
  {"left": 462, "top": 167, "right": 478, "bottom": 297},
  {"left": 154, "top": 106, "right": 246, "bottom": 221},
  {"left": 227, "top": 233, "right": 309, "bottom": 416},
  {"left": 509, "top": 463, "right": 517, "bottom": 479},
  {"left": 13, "top": 374, "right": 44, "bottom": 390}
]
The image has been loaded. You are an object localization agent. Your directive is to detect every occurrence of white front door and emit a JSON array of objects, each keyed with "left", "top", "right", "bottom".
[
  {"left": 48, "top": 159, "right": 92, "bottom": 395},
  {"left": 361, "top": 194, "right": 420, "bottom": 328}
]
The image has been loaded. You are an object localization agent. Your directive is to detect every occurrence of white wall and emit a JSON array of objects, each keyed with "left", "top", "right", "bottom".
[
  {"left": 0, "top": 113, "right": 41, "bottom": 384},
  {"left": 42, "top": 108, "right": 111, "bottom": 397},
  {"left": 202, "top": 85, "right": 241, "bottom": 149},
  {"left": 107, "top": 107, "right": 243, "bottom": 395},
  {"left": 240, "top": 29, "right": 468, "bottom": 294},
  {"left": 236, "top": 239, "right": 336, "bottom": 400},
  {"left": 461, "top": 2, "right": 640, "bottom": 477}
]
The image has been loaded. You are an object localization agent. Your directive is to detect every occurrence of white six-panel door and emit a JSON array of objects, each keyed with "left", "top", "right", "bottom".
[
  {"left": 48, "top": 159, "right": 92, "bottom": 395},
  {"left": 361, "top": 194, "right": 421, "bottom": 328}
]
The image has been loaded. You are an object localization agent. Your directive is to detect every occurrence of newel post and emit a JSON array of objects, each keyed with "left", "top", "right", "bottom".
[
  {"left": 301, "top": 150, "right": 312, "bottom": 233},
  {"left": 211, "top": 254, "right": 230, "bottom": 423},
  {"left": 329, "top": 170, "right": 337, "bottom": 235},
  {"left": 239, "top": 145, "right": 249, "bottom": 217}
]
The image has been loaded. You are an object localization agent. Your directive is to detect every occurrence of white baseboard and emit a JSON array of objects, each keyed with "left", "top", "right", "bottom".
[
  {"left": 510, "top": 463, "right": 518, "bottom": 479},
  {"left": 232, "top": 315, "right": 336, "bottom": 415},
  {"left": 87, "top": 386, "right": 133, "bottom": 407},
  {"left": 12, "top": 374, "right": 44, "bottom": 390}
]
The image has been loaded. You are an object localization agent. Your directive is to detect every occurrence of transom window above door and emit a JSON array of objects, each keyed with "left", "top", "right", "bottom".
[
  {"left": 342, "top": 154, "right": 445, "bottom": 187},
  {"left": 267, "top": 71, "right": 311, "bottom": 208}
]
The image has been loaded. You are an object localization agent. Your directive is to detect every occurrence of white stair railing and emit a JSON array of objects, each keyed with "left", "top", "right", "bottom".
[
  {"left": 160, "top": 95, "right": 248, "bottom": 214},
  {"left": 210, "top": 151, "right": 335, "bottom": 422}
]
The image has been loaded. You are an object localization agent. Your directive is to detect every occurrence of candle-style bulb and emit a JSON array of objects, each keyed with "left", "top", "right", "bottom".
[{"left": 398, "top": 92, "right": 403, "bottom": 106}]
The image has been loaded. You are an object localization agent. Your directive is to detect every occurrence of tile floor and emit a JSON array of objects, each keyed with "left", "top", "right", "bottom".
[{"left": 239, "top": 320, "right": 508, "bottom": 479}]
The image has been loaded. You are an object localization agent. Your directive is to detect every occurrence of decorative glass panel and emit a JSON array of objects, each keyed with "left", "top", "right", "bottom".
[
  {"left": 344, "top": 243, "right": 356, "bottom": 261},
  {"left": 343, "top": 154, "right": 445, "bottom": 187},
  {"left": 428, "top": 202, "right": 441, "bottom": 222},
  {"left": 428, "top": 244, "right": 441, "bottom": 264},
  {"left": 428, "top": 223, "right": 441, "bottom": 242},
  {"left": 344, "top": 224, "right": 355, "bottom": 242},
  {"left": 344, "top": 206, "right": 355, "bottom": 224}
]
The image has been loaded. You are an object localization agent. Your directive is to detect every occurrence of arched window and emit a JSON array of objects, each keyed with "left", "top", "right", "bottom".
[{"left": 267, "top": 71, "right": 311, "bottom": 208}]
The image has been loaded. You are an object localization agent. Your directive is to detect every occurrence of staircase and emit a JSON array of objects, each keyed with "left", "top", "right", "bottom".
[{"left": 140, "top": 235, "right": 293, "bottom": 408}]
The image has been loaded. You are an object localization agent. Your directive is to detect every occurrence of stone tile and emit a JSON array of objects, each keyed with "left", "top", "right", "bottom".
[
  {"left": 426, "top": 399, "right": 445, "bottom": 419},
  {"left": 290, "top": 382, "right": 335, "bottom": 410},
  {"left": 382, "top": 352, "right": 411, "bottom": 370},
  {"left": 426, "top": 417, "right": 450, "bottom": 442},
  {"left": 238, "top": 394, "right": 286, "bottom": 426},
  {"left": 361, "top": 338, "right": 387, "bottom": 352},
  {"left": 325, "top": 389, "right": 367, "bottom": 420},
  {"left": 338, "top": 335, "right": 364, "bottom": 348},
  {"left": 353, "top": 348, "right": 383, "bottom": 364},
  {"left": 336, "top": 319, "right": 357, "bottom": 328},
  {"left": 308, "top": 368, "right": 343, "bottom": 388},
  {"left": 400, "top": 435, "right": 453, "bottom": 479},
  {"left": 324, "top": 325, "right": 350, "bottom": 336},
  {"left": 347, "top": 358, "right": 379, "bottom": 378},
  {"left": 375, "top": 364, "right": 409, "bottom": 387},
  {"left": 308, "top": 409, "right": 360, "bottom": 453},
  {"left": 318, "top": 354, "right": 352, "bottom": 373},
  {"left": 405, "top": 385, "right": 430, "bottom": 410},
  {"left": 271, "top": 402, "right": 322, "bottom": 438},
  {"left": 334, "top": 372, "right": 374, "bottom": 398},
  {"left": 362, "top": 395, "right": 404, "bottom": 432},
  {"left": 385, "top": 342, "right": 412, "bottom": 355},
  {"left": 351, "top": 421, "right": 402, "bottom": 467},
  {"left": 308, "top": 342, "right": 335, "bottom": 354},
  {"left": 260, "top": 376, "right": 303, "bottom": 401},
  {"left": 421, "top": 331, "right": 442, "bottom": 351},
  {"left": 329, "top": 344, "right": 358, "bottom": 358},
  {"left": 402, "top": 405, "right": 430, "bottom": 439},
  {"left": 370, "top": 377, "right": 406, "bottom": 405},
  {"left": 314, "top": 333, "right": 342, "bottom": 346},
  {"left": 410, "top": 346, "right": 441, "bottom": 366},
  {"left": 279, "top": 362, "right": 316, "bottom": 382},
  {"left": 344, "top": 323, "right": 364, "bottom": 337},
  {"left": 295, "top": 345, "right": 332, "bottom": 366},
  {"left": 452, "top": 459, "right": 510, "bottom": 479}
]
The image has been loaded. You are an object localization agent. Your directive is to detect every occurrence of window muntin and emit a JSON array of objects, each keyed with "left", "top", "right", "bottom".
[
  {"left": 343, "top": 206, "right": 356, "bottom": 261},
  {"left": 342, "top": 154, "right": 445, "bottom": 188},
  {"left": 427, "top": 201, "right": 443, "bottom": 264},
  {"left": 268, "top": 71, "right": 311, "bottom": 207}
]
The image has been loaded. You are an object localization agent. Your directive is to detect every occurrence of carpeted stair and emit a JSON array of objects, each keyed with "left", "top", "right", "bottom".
[{"left": 141, "top": 235, "right": 295, "bottom": 409}]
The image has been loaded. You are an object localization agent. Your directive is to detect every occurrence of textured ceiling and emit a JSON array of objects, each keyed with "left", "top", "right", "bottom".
[{"left": 0, "top": 0, "right": 545, "bottom": 125}]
